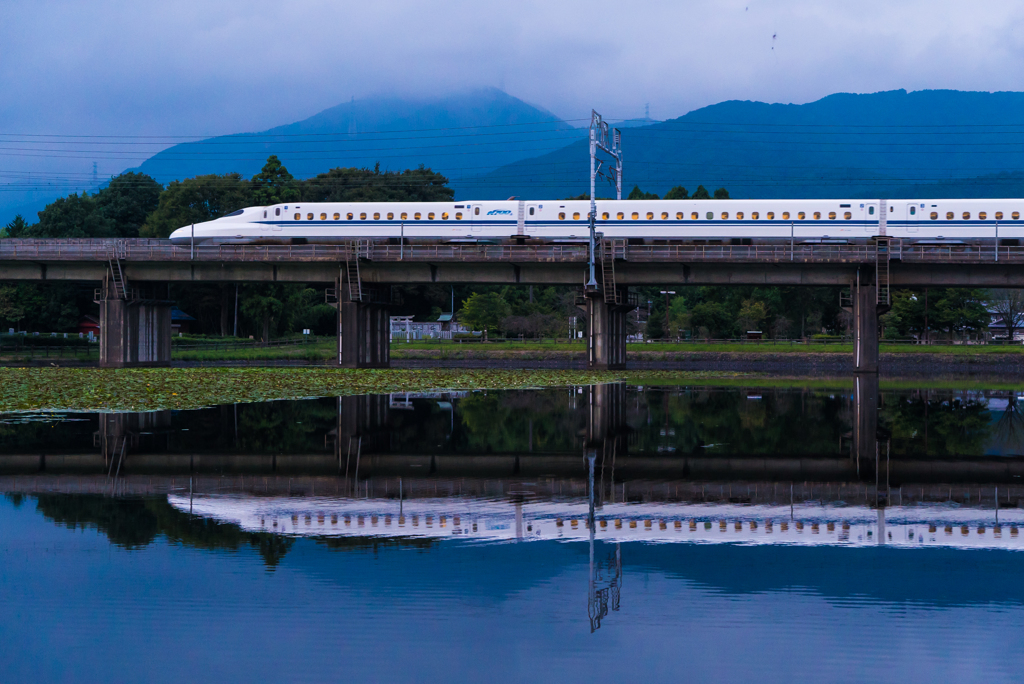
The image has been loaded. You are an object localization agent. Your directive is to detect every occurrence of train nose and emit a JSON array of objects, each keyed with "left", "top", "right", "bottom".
[{"left": 169, "top": 225, "right": 194, "bottom": 245}]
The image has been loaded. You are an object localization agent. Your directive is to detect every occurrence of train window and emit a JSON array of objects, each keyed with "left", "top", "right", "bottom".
[
  {"left": 661, "top": 212, "right": 669, "bottom": 220},
  {"left": 946, "top": 212, "right": 954, "bottom": 220},
  {"left": 910, "top": 206, "right": 916, "bottom": 216},
  {"left": 474, "top": 207, "right": 480, "bottom": 215},
  {"left": 752, "top": 212, "right": 759, "bottom": 220},
  {"left": 868, "top": 206, "right": 875, "bottom": 215},
  {"left": 441, "top": 212, "right": 449, "bottom": 220},
  {"left": 387, "top": 212, "right": 394, "bottom": 220},
  {"left": 845, "top": 212, "right": 853, "bottom": 220},
  {"left": 813, "top": 212, "right": 821, "bottom": 220},
  {"left": 1014, "top": 212, "right": 1021, "bottom": 220},
  {"left": 320, "top": 213, "right": 327, "bottom": 220},
  {"left": 996, "top": 212, "right": 1004, "bottom": 220},
  {"left": 275, "top": 208, "right": 281, "bottom": 216},
  {"left": 573, "top": 212, "right": 581, "bottom": 220},
  {"left": 799, "top": 212, "right": 807, "bottom": 220},
  {"left": 414, "top": 212, "right": 421, "bottom": 220},
  {"left": 333, "top": 213, "right": 340, "bottom": 220},
  {"left": 632, "top": 212, "right": 639, "bottom": 220},
  {"left": 766, "top": 212, "right": 774, "bottom": 220},
  {"left": 307, "top": 213, "right": 314, "bottom": 220},
  {"left": 828, "top": 212, "right": 836, "bottom": 220},
  {"left": 294, "top": 213, "right": 300, "bottom": 220},
  {"left": 559, "top": 212, "right": 566, "bottom": 220},
  {"left": 428, "top": 212, "right": 435, "bottom": 220},
  {"left": 691, "top": 212, "right": 698, "bottom": 220},
  {"left": 706, "top": 212, "right": 713, "bottom": 220},
  {"left": 602, "top": 212, "right": 610, "bottom": 220},
  {"left": 676, "top": 212, "right": 684, "bottom": 220},
  {"left": 736, "top": 212, "right": 744, "bottom": 220},
  {"left": 618, "top": 212, "right": 625, "bottom": 220},
  {"left": 529, "top": 207, "right": 535, "bottom": 216},
  {"left": 782, "top": 212, "right": 790, "bottom": 220},
  {"left": 647, "top": 212, "right": 654, "bottom": 220},
  {"left": 360, "top": 213, "right": 367, "bottom": 220},
  {"left": 347, "top": 213, "right": 353, "bottom": 220},
  {"left": 455, "top": 212, "right": 462, "bottom": 220},
  {"left": 720, "top": 212, "right": 728, "bottom": 220},
  {"left": 400, "top": 212, "right": 407, "bottom": 220},
  {"left": 979, "top": 212, "right": 987, "bottom": 220},
  {"left": 963, "top": 212, "right": 971, "bottom": 220},
  {"left": 264, "top": 210, "right": 267, "bottom": 218},
  {"left": 373, "top": 213, "right": 380, "bottom": 220},
  {"left": 929, "top": 212, "right": 937, "bottom": 220}
]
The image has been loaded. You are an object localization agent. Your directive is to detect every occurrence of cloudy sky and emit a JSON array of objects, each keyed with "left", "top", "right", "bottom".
[{"left": 2, "top": 0, "right": 1024, "bottom": 182}]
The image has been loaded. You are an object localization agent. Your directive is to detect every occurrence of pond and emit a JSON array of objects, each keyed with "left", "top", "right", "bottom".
[{"left": 3, "top": 382, "right": 1024, "bottom": 682}]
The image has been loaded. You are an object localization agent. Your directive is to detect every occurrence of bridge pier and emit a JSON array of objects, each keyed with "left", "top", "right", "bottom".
[
  {"left": 852, "top": 275, "right": 880, "bottom": 374},
  {"left": 337, "top": 302, "right": 390, "bottom": 368},
  {"left": 584, "top": 287, "right": 631, "bottom": 370},
  {"left": 97, "top": 288, "right": 173, "bottom": 368}
]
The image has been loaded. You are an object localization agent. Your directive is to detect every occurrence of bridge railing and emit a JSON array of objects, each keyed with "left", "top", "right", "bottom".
[{"left": 5, "top": 238, "right": 1024, "bottom": 264}]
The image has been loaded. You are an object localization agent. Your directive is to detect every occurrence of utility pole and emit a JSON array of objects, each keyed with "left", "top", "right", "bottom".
[{"left": 588, "top": 110, "right": 623, "bottom": 290}]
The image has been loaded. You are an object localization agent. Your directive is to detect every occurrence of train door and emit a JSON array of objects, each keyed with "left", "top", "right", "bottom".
[
  {"left": 525, "top": 204, "right": 539, "bottom": 233},
  {"left": 906, "top": 203, "right": 919, "bottom": 233},
  {"left": 466, "top": 204, "right": 482, "bottom": 232},
  {"left": 864, "top": 203, "right": 878, "bottom": 233}
]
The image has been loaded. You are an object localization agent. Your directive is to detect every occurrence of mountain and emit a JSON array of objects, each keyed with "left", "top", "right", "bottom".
[
  {"left": 453, "top": 90, "right": 1024, "bottom": 200},
  {"left": 134, "top": 88, "right": 583, "bottom": 185}
]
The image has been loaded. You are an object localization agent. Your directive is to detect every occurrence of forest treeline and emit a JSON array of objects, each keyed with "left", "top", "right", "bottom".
[{"left": 0, "top": 158, "right": 1013, "bottom": 341}]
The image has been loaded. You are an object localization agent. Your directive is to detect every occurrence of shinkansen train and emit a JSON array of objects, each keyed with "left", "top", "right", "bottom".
[{"left": 168, "top": 199, "right": 1024, "bottom": 246}]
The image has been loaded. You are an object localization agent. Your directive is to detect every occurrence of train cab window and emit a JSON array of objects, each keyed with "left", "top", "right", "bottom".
[
  {"left": 602, "top": 212, "right": 610, "bottom": 220},
  {"left": 373, "top": 213, "right": 380, "bottom": 220},
  {"left": 294, "top": 213, "right": 300, "bottom": 220},
  {"left": 929, "top": 212, "right": 938, "bottom": 220},
  {"left": 441, "top": 212, "right": 449, "bottom": 220},
  {"left": 559, "top": 212, "right": 566, "bottom": 220},
  {"left": 661, "top": 212, "right": 669, "bottom": 220},
  {"left": 752, "top": 212, "right": 759, "bottom": 220},
  {"left": 946, "top": 212, "right": 954, "bottom": 220},
  {"left": 996, "top": 212, "right": 1004, "bottom": 220},
  {"left": 307, "top": 213, "right": 314, "bottom": 220},
  {"left": 909, "top": 206, "right": 916, "bottom": 216},
  {"left": 845, "top": 212, "right": 853, "bottom": 220},
  {"left": 275, "top": 208, "right": 281, "bottom": 216},
  {"left": 813, "top": 212, "right": 821, "bottom": 220},
  {"left": 387, "top": 212, "right": 394, "bottom": 220},
  {"left": 573, "top": 212, "right": 581, "bottom": 220},
  {"left": 618, "top": 212, "right": 625, "bottom": 220},
  {"left": 474, "top": 207, "right": 480, "bottom": 215},
  {"left": 529, "top": 207, "right": 535, "bottom": 216},
  {"left": 428, "top": 212, "right": 434, "bottom": 220},
  {"left": 782, "top": 211, "right": 790, "bottom": 220},
  {"left": 766, "top": 212, "right": 774, "bottom": 220},
  {"left": 979, "top": 212, "right": 987, "bottom": 220},
  {"left": 963, "top": 212, "right": 971, "bottom": 220},
  {"left": 828, "top": 212, "right": 836, "bottom": 220},
  {"left": 333, "top": 213, "right": 340, "bottom": 220},
  {"left": 676, "top": 212, "right": 684, "bottom": 220},
  {"left": 721, "top": 212, "right": 729, "bottom": 220},
  {"left": 360, "top": 213, "right": 367, "bottom": 220},
  {"left": 347, "top": 213, "right": 353, "bottom": 220},
  {"left": 736, "top": 212, "right": 744, "bottom": 220},
  {"left": 691, "top": 212, "right": 698, "bottom": 220},
  {"left": 706, "top": 212, "right": 713, "bottom": 220},
  {"left": 632, "top": 212, "right": 639, "bottom": 220},
  {"left": 400, "top": 212, "right": 408, "bottom": 220},
  {"left": 647, "top": 212, "right": 654, "bottom": 220},
  {"left": 320, "top": 213, "right": 327, "bottom": 220},
  {"left": 1014, "top": 212, "right": 1021, "bottom": 220},
  {"left": 455, "top": 212, "right": 463, "bottom": 220}
]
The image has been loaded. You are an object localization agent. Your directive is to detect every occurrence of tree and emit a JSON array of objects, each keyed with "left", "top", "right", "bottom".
[
  {"left": 713, "top": 187, "right": 731, "bottom": 199},
  {"left": 691, "top": 301, "right": 736, "bottom": 338},
  {"left": 667, "top": 297, "right": 691, "bottom": 338},
  {"left": 140, "top": 173, "right": 251, "bottom": 238},
  {"left": 691, "top": 185, "right": 711, "bottom": 199},
  {"left": 30, "top": 193, "right": 114, "bottom": 238},
  {"left": 988, "top": 289, "right": 1024, "bottom": 340},
  {"left": 737, "top": 299, "right": 768, "bottom": 332},
  {"left": 627, "top": 185, "right": 659, "bottom": 200},
  {"left": 932, "top": 288, "right": 989, "bottom": 337},
  {"left": 0, "top": 285, "right": 25, "bottom": 328},
  {"left": 663, "top": 186, "right": 689, "bottom": 200},
  {"left": 94, "top": 172, "right": 163, "bottom": 238},
  {"left": 300, "top": 164, "right": 454, "bottom": 203},
  {"left": 240, "top": 284, "right": 285, "bottom": 343},
  {"left": 1, "top": 215, "right": 28, "bottom": 238},
  {"left": 250, "top": 155, "right": 299, "bottom": 206},
  {"left": 459, "top": 292, "right": 511, "bottom": 337}
]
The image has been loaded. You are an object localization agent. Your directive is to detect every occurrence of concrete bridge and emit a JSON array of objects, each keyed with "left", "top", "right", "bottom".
[{"left": 3, "top": 237, "right": 1024, "bottom": 369}]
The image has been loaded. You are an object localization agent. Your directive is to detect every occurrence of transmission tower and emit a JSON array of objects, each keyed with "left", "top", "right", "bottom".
[{"left": 588, "top": 110, "right": 622, "bottom": 289}]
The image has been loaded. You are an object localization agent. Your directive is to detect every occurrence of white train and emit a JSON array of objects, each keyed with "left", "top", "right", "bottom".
[{"left": 169, "top": 198, "right": 1024, "bottom": 246}]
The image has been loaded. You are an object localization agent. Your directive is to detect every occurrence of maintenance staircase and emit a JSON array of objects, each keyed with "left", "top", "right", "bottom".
[
  {"left": 95, "top": 240, "right": 136, "bottom": 302},
  {"left": 326, "top": 239, "right": 397, "bottom": 307},
  {"left": 600, "top": 239, "right": 628, "bottom": 305},
  {"left": 839, "top": 237, "right": 899, "bottom": 313}
]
